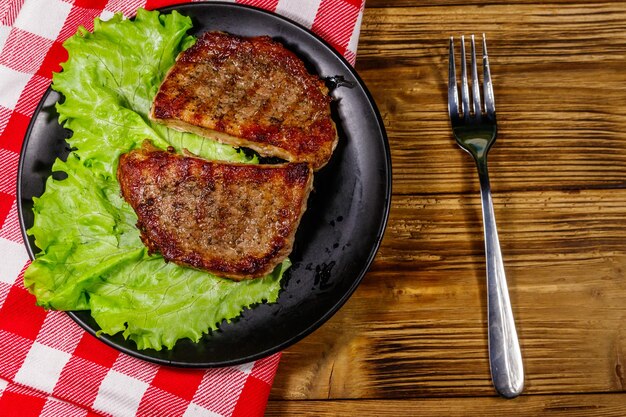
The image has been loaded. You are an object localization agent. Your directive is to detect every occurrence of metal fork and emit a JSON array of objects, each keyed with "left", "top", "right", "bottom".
[{"left": 448, "top": 34, "right": 524, "bottom": 398}]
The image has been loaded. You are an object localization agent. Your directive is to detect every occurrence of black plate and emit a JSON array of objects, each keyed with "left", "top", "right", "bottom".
[{"left": 17, "top": 2, "right": 391, "bottom": 367}]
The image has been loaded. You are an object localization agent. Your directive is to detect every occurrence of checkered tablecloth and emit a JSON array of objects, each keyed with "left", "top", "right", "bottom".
[{"left": 0, "top": 0, "right": 364, "bottom": 415}]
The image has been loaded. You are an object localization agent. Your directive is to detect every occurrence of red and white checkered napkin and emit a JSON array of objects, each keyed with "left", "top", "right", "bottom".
[{"left": 0, "top": 0, "right": 364, "bottom": 415}]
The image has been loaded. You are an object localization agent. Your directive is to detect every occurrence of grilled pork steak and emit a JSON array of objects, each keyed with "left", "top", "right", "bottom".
[
  {"left": 150, "top": 31, "right": 338, "bottom": 170},
  {"left": 117, "top": 143, "right": 314, "bottom": 280}
]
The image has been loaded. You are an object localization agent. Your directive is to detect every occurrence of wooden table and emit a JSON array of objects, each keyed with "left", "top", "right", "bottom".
[{"left": 266, "top": 1, "right": 626, "bottom": 415}]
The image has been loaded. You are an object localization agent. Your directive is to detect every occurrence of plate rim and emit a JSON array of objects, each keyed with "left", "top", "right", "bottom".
[{"left": 16, "top": 1, "right": 392, "bottom": 368}]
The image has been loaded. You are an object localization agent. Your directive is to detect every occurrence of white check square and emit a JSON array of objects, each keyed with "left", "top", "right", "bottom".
[
  {"left": 0, "top": 26, "right": 11, "bottom": 55},
  {"left": 183, "top": 403, "right": 223, "bottom": 417},
  {"left": 348, "top": 7, "right": 363, "bottom": 53},
  {"left": 0, "top": 65, "right": 32, "bottom": 110},
  {"left": 93, "top": 370, "right": 149, "bottom": 417},
  {"left": 0, "top": 237, "right": 29, "bottom": 285},
  {"left": 276, "top": 0, "right": 322, "bottom": 28},
  {"left": 13, "top": 0, "right": 72, "bottom": 41},
  {"left": 234, "top": 361, "right": 254, "bottom": 375},
  {"left": 14, "top": 342, "right": 72, "bottom": 394},
  {"left": 99, "top": 10, "right": 115, "bottom": 22}
]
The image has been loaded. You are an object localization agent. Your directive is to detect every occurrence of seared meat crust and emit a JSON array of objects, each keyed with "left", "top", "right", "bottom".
[
  {"left": 150, "top": 31, "right": 338, "bottom": 170},
  {"left": 117, "top": 143, "right": 313, "bottom": 280}
]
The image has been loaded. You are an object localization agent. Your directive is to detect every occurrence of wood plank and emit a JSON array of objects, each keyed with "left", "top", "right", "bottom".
[
  {"left": 378, "top": 189, "right": 626, "bottom": 268},
  {"left": 270, "top": 189, "right": 626, "bottom": 398},
  {"left": 269, "top": 0, "right": 626, "bottom": 406},
  {"left": 352, "top": 3, "right": 626, "bottom": 195},
  {"left": 364, "top": 0, "right": 610, "bottom": 6},
  {"left": 266, "top": 394, "right": 626, "bottom": 416}
]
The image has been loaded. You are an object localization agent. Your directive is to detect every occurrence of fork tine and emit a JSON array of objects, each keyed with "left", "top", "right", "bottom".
[
  {"left": 460, "top": 36, "right": 470, "bottom": 119},
  {"left": 470, "top": 35, "right": 482, "bottom": 119},
  {"left": 482, "top": 34, "right": 496, "bottom": 117},
  {"left": 448, "top": 37, "right": 459, "bottom": 119}
]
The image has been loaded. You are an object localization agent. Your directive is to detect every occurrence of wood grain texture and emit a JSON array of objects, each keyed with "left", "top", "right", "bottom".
[
  {"left": 269, "top": 0, "right": 626, "bottom": 413},
  {"left": 271, "top": 190, "right": 626, "bottom": 398},
  {"left": 358, "top": 2, "right": 626, "bottom": 195},
  {"left": 266, "top": 394, "right": 626, "bottom": 416}
]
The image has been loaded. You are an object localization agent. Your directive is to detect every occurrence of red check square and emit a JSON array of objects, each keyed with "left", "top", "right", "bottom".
[
  {"left": 0, "top": 389, "right": 46, "bottom": 417},
  {"left": 231, "top": 376, "right": 272, "bottom": 417},
  {"left": 72, "top": 0, "right": 108, "bottom": 10},
  {"left": 144, "top": 0, "right": 193, "bottom": 10},
  {"left": 72, "top": 332, "right": 120, "bottom": 368},
  {"left": 0, "top": 192, "right": 13, "bottom": 226},
  {"left": 0, "top": 287, "right": 46, "bottom": 340},
  {"left": 36, "top": 41, "right": 68, "bottom": 79},
  {"left": 151, "top": 366, "right": 205, "bottom": 401},
  {"left": 1, "top": 111, "right": 30, "bottom": 153}
]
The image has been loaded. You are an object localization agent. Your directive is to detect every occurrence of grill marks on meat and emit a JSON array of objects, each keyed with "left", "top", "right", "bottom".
[
  {"left": 150, "top": 32, "right": 338, "bottom": 170},
  {"left": 117, "top": 143, "right": 313, "bottom": 280},
  {"left": 121, "top": 32, "right": 336, "bottom": 280}
]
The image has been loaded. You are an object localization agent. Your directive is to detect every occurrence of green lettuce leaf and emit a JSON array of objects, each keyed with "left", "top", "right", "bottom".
[{"left": 24, "top": 9, "right": 286, "bottom": 350}]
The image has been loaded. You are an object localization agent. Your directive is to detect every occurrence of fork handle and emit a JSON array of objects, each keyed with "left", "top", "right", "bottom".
[{"left": 476, "top": 157, "right": 524, "bottom": 398}]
